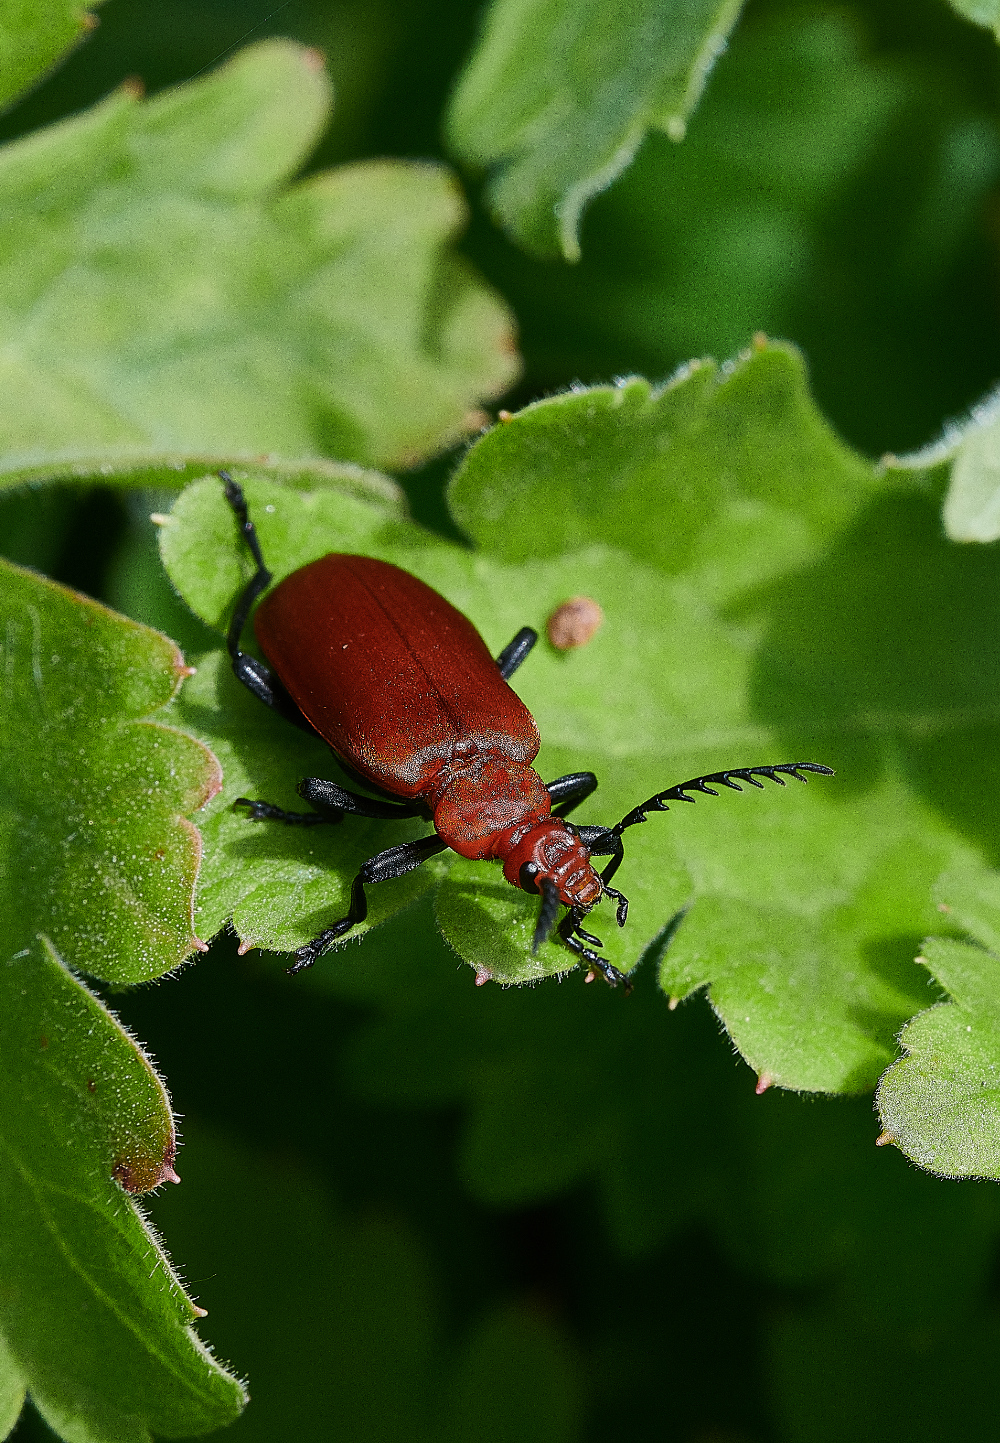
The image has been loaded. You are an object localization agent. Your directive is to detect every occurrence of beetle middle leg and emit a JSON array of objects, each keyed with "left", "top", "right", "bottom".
[
  {"left": 287, "top": 833, "right": 449, "bottom": 973},
  {"left": 545, "top": 771, "right": 598, "bottom": 818}
]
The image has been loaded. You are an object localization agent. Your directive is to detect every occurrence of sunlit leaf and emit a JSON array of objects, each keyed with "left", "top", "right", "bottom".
[{"left": 0, "top": 40, "right": 518, "bottom": 474}]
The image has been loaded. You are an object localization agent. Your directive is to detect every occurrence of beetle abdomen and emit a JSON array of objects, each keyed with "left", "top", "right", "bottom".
[{"left": 254, "top": 554, "right": 540, "bottom": 797}]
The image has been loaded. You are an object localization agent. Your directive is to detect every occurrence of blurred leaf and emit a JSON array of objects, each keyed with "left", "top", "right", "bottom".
[
  {"left": 481, "top": 5, "right": 1000, "bottom": 456},
  {"left": 947, "top": 0, "right": 1000, "bottom": 34},
  {"left": 919, "top": 389, "right": 1000, "bottom": 542},
  {"left": 0, "top": 1331, "right": 25, "bottom": 1439},
  {"left": 148, "top": 1120, "right": 583, "bottom": 1443},
  {"left": 0, "top": 945, "right": 246, "bottom": 1443},
  {"left": 876, "top": 861, "right": 1000, "bottom": 1178},
  {"left": 0, "top": 0, "right": 104, "bottom": 115},
  {"left": 0, "top": 450, "right": 404, "bottom": 497},
  {"left": 448, "top": 0, "right": 743, "bottom": 259},
  {"left": 0, "top": 39, "right": 518, "bottom": 473}
]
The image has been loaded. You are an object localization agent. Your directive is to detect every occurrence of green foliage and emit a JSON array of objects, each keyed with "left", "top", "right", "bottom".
[
  {"left": 479, "top": 4, "right": 1000, "bottom": 455},
  {"left": 0, "top": 0, "right": 104, "bottom": 114},
  {"left": 160, "top": 341, "right": 995, "bottom": 1099},
  {"left": 877, "top": 863, "right": 1000, "bottom": 1178},
  {"left": 948, "top": 0, "right": 1000, "bottom": 33},
  {"left": 151, "top": 1119, "right": 582, "bottom": 1443},
  {"left": 0, "top": 563, "right": 244, "bottom": 1439},
  {"left": 448, "top": 0, "right": 743, "bottom": 259},
  {"left": 0, "top": 39, "right": 516, "bottom": 474},
  {"left": 6, "top": 0, "right": 1000, "bottom": 1437}
]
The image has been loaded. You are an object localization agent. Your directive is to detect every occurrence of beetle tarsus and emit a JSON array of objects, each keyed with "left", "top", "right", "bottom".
[{"left": 496, "top": 626, "right": 538, "bottom": 679}]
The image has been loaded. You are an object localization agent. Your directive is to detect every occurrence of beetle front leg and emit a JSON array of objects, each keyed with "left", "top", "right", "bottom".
[
  {"left": 556, "top": 914, "right": 632, "bottom": 993},
  {"left": 286, "top": 833, "right": 449, "bottom": 973}
]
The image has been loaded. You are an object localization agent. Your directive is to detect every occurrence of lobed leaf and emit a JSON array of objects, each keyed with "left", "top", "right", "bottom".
[
  {"left": 0, "top": 563, "right": 242, "bottom": 1438},
  {"left": 876, "top": 861, "right": 1000, "bottom": 1179},
  {"left": 447, "top": 0, "right": 744, "bottom": 259},
  {"left": 0, "top": 40, "right": 518, "bottom": 474},
  {"left": 159, "top": 339, "right": 1000, "bottom": 1096}
]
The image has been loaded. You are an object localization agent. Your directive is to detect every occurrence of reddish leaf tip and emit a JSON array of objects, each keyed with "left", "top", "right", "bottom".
[
  {"left": 190, "top": 937, "right": 209, "bottom": 953},
  {"left": 114, "top": 1143, "right": 179, "bottom": 1194},
  {"left": 474, "top": 967, "right": 492, "bottom": 987},
  {"left": 192, "top": 1304, "right": 209, "bottom": 1319},
  {"left": 237, "top": 939, "right": 254, "bottom": 955},
  {"left": 667, "top": 996, "right": 679, "bottom": 1011},
  {"left": 497, "top": 410, "right": 514, "bottom": 422},
  {"left": 584, "top": 969, "right": 597, "bottom": 984},
  {"left": 755, "top": 1073, "right": 773, "bottom": 1095},
  {"left": 875, "top": 1131, "right": 895, "bottom": 1147},
  {"left": 302, "top": 46, "right": 326, "bottom": 71}
]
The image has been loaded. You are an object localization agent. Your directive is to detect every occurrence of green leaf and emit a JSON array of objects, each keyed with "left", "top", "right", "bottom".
[
  {"left": 0, "top": 559, "right": 218, "bottom": 985},
  {"left": 0, "top": 40, "right": 518, "bottom": 472},
  {"left": 489, "top": 6, "right": 1000, "bottom": 456},
  {"left": 0, "top": 944, "right": 246, "bottom": 1442},
  {"left": 0, "top": 1330, "right": 26, "bottom": 1440},
  {"left": 876, "top": 862, "right": 1000, "bottom": 1178},
  {"left": 0, "top": 0, "right": 104, "bottom": 116},
  {"left": 946, "top": 0, "right": 1000, "bottom": 35},
  {"left": 448, "top": 0, "right": 744, "bottom": 259},
  {"left": 0, "top": 562, "right": 242, "bottom": 1438},
  {"left": 0, "top": 449, "right": 405, "bottom": 497},
  {"left": 162, "top": 341, "right": 1000, "bottom": 1092},
  {"left": 899, "top": 388, "right": 1000, "bottom": 543}
]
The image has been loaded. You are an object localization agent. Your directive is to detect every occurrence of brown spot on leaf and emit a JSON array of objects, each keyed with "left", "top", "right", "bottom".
[{"left": 547, "top": 596, "right": 603, "bottom": 650}]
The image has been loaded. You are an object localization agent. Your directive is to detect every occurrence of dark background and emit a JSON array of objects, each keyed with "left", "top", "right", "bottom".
[{"left": 6, "top": 1, "right": 1000, "bottom": 1438}]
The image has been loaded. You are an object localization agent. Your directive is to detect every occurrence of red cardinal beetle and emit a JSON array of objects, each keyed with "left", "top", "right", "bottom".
[{"left": 221, "top": 473, "right": 832, "bottom": 989}]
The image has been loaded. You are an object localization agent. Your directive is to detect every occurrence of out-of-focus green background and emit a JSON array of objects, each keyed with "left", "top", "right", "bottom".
[{"left": 6, "top": 1, "right": 1000, "bottom": 1438}]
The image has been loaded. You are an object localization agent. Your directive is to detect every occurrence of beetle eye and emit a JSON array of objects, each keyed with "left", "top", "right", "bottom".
[{"left": 519, "top": 862, "right": 542, "bottom": 894}]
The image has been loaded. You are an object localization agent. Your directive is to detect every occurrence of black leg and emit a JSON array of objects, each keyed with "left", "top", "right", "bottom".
[
  {"left": 496, "top": 627, "right": 537, "bottom": 679},
  {"left": 297, "top": 775, "right": 426, "bottom": 821},
  {"left": 555, "top": 911, "right": 632, "bottom": 992},
  {"left": 545, "top": 771, "right": 598, "bottom": 817},
  {"left": 287, "top": 833, "right": 449, "bottom": 973},
  {"left": 221, "top": 471, "right": 315, "bottom": 732},
  {"left": 235, "top": 797, "right": 338, "bottom": 825}
]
